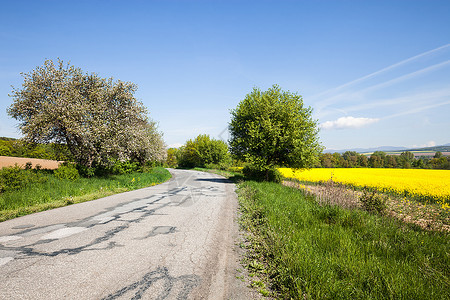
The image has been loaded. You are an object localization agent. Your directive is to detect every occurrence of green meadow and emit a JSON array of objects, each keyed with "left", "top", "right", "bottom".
[
  {"left": 237, "top": 180, "right": 449, "bottom": 299},
  {"left": 0, "top": 167, "right": 171, "bottom": 222}
]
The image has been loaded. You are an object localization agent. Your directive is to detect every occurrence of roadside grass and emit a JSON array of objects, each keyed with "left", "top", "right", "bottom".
[
  {"left": 0, "top": 167, "right": 171, "bottom": 222},
  {"left": 237, "top": 181, "right": 450, "bottom": 299},
  {"left": 284, "top": 179, "right": 450, "bottom": 232}
]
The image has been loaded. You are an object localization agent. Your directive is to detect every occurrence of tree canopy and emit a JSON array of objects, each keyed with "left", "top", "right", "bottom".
[
  {"left": 177, "top": 134, "right": 230, "bottom": 168},
  {"left": 229, "top": 85, "right": 322, "bottom": 170},
  {"left": 8, "top": 59, "right": 166, "bottom": 169}
]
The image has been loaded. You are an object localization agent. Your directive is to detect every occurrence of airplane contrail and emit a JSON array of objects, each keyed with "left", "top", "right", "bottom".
[
  {"left": 311, "top": 43, "right": 450, "bottom": 104},
  {"left": 383, "top": 99, "right": 450, "bottom": 120},
  {"left": 315, "top": 59, "right": 450, "bottom": 115}
]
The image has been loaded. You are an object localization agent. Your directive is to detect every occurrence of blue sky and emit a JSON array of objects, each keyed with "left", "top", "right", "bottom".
[{"left": 1, "top": 0, "right": 449, "bottom": 150}]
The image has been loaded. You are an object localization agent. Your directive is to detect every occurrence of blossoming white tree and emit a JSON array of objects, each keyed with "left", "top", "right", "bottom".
[{"left": 8, "top": 59, "right": 166, "bottom": 169}]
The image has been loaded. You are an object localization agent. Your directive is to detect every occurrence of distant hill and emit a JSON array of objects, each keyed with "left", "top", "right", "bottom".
[
  {"left": 0, "top": 137, "right": 17, "bottom": 141},
  {"left": 406, "top": 144, "right": 450, "bottom": 152},
  {"left": 324, "top": 146, "right": 407, "bottom": 154},
  {"left": 325, "top": 143, "right": 450, "bottom": 154}
]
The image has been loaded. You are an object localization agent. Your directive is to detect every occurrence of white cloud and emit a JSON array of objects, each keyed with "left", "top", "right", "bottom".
[
  {"left": 167, "top": 143, "right": 183, "bottom": 148},
  {"left": 320, "top": 116, "right": 379, "bottom": 130},
  {"left": 411, "top": 141, "right": 436, "bottom": 148}
]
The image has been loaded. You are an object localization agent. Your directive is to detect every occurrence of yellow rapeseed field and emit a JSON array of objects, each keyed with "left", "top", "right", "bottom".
[{"left": 279, "top": 168, "right": 450, "bottom": 207}]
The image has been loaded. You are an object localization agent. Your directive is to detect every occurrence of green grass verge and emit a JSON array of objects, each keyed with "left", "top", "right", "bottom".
[
  {"left": 0, "top": 167, "right": 171, "bottom": 222},
  {"left": 237, "top": 181, "right": 449, "bottom": 299}
]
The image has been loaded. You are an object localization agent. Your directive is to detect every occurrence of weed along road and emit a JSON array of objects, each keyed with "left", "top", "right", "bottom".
[{"left": 0, "top": 169, "right": 254, "bottom": 299}]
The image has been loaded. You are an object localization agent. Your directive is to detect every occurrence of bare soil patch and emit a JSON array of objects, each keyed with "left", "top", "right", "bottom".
[{"left": 0, "top": 156, "right": 63, "bottom": 169}]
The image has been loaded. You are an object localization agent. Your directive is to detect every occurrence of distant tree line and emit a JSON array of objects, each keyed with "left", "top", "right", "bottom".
[
  {"left": 0, "top": 137, "right": 72, "bottom": 161},
  {"left": 319, "top": 151, "right": 449, "bottom": 170},
  {"left": 166, "top": 134, "right": 231, "bottom": 169}
]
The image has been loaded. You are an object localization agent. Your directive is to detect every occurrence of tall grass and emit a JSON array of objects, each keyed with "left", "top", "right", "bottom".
[
  {"left": 0, "top": 167, "right": 171, "bottom": 222},
  {"left": 238, "top": 181, "right": 449, "bottom": 299}
]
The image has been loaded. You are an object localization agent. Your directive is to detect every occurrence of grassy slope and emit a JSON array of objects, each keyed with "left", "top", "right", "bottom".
[
  {"left": 238, "top": 181, "right": 449, "bottom": 299},
  {"left": 0, "top": 167, "right": 171, "bottom": 222}
]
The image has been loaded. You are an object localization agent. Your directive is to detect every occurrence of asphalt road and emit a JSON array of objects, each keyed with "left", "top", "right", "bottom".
[{"left": 0, "top": 169, "right": 257, "bottom": 299}]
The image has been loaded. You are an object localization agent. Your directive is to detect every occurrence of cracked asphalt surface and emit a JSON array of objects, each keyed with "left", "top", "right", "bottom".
[{"left": 0, "top": 169, "right": 257, "bottom": 299}]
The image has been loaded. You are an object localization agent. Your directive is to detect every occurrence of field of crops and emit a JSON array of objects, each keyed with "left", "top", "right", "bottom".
[
  {"left": 279, "top": 168, "right": 450, "bottom": 207},
  {"left": 0, "top": 156, "right": 62, "bottom": 169}
]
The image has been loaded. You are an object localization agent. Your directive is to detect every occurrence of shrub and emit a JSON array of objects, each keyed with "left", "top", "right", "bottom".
[
  {"left": 0, "top": 164, "right": 47, "bottom": 192},
  {"left": 76, "top": 165, "right": 96, "bottom": 177},
  {"left": 178, "top": 134, "right": 230, "bottom": 168},
  {"left": 205, "top": 160, "right": 232, "bottom": 171},
  {"left": 0, "top": 143, "right": 12, "bottom": 156},
  {"left": 166, "top": 148, "right": 179, "bottom": 168},
  {"left": 111, "top": 160, "right": 140, "bottom": 175},
  {"left": 54, "top": 163, "right": 80, "bottom": 181},
  {"left": 75, "top": 160, "right": 141, "bottom": 177},
  {"left": 359, "top": 189, "right": 388, "bottom": 214},
  {"left": 242, "top": 165, "right": 282, "bottom": 183},
  {"left": 0, "top": 165, "right": 24, "bottom": 192}
]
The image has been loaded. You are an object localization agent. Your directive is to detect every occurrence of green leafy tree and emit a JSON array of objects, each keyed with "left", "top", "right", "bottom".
[
  {"left": 332, "top": 152, "right": 342, "bottom": 167},
  {"left": 369, "top": 151, "right": 386, "bottom": 168},
  {"left": 8, "top": 59, "right": 166, "bottom": 169},
  {"left": 342, "top": 151, "right": 359, "bottom": 168},
  {"left": 0, "top": 137, "right": 72, "bottom": 161},
  {"left": 229, "top": 85, "right": 322, "bottom": 172},
  {"left": 399, "top": 151, "right": 415, "bottom": 168},
  {"left": 178, "top": 134, "right": 230, "bottom": 168},
  {"left": 431, "top": 156, "right": 449, "bottom": 169},
  {"left": 359, "top": 154, "right": 369, "bottom": 167},
  {"left": 0, "top": 142, "right": 12, "bottom": 156},
  {"left": 385, "top": 155, "right": 398, "bottom": 168},
  {"left": 342, "top": 151, "right": 358, "bottom": 161},
  {"left": 414, "top": 158, "right": 425, "bottom": 168},
  {"left": 320, "top": 153, "right": 333, "bottom": 168},
  {"left": 166, "top": 148, "right": 179, "bottom": 168}
]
